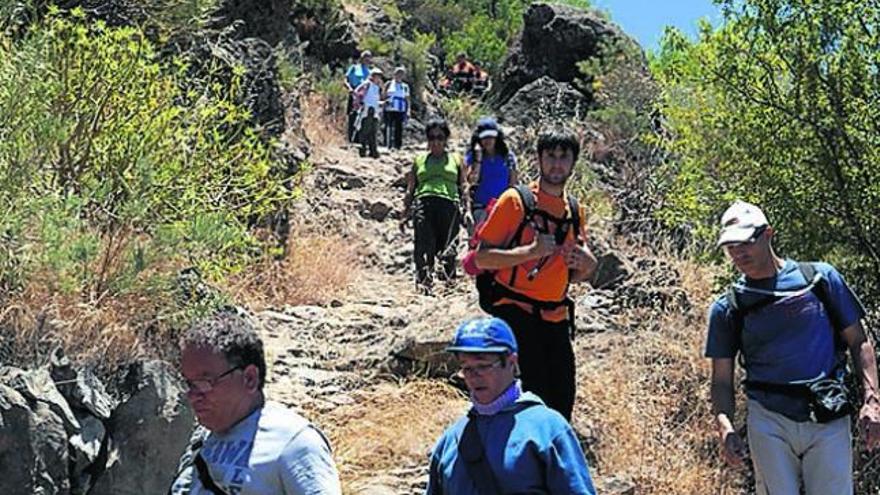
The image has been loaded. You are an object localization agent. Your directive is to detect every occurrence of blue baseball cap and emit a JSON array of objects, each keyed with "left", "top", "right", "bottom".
[{"left": 446, "top": 317, "right": 518, "bottom": 354}]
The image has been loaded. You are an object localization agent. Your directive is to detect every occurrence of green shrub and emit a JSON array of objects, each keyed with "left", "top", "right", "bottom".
[
  {"left": 443, "top": 14, "right": 508, "bottom": 70},
  {"left": 439, "top": 95, "right": 487, "bottom": 127},
  {"left": 651, "top": 1, "right": 880, "bottom": 301},
  {"left": 359, "top": 33, "right": 393, "bottom": 56},
  {"left": 399, "top": 30, "right": 436, "bottom": 106},
  {"left": 0, "top": 12, "right": 294, "bottom": 301}
]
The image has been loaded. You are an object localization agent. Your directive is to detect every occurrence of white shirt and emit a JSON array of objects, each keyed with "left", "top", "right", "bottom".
[{"left": 170, "top": 401, "right": 341, "bottom": 495}]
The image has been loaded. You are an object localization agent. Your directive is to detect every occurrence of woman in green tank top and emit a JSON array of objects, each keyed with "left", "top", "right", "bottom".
[{"left": 402, "top": 117, "right": 470, "bottom": 293}]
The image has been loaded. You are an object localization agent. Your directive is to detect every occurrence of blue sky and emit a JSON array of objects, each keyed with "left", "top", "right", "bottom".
[{"left": 592, "top": 0, "right": 722, "bottom": 51}]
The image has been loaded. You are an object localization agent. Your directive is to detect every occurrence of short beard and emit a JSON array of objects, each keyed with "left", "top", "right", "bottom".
[{"left": 540, "top": 170, "right": 570, "bottom": 186}]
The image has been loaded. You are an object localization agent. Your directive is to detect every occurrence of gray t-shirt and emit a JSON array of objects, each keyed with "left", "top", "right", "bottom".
[{"left": 170, "top": 401, "right": 341, "bottom": 495}]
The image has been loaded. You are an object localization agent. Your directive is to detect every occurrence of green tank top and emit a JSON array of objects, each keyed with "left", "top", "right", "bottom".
[{"left": 414, "top": 152, "right": 460, "bottom": 202}]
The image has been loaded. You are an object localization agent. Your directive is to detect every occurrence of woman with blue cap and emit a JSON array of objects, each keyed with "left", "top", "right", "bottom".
[{"left": 464, "top": 117, "right": 517, "bottom": 234}]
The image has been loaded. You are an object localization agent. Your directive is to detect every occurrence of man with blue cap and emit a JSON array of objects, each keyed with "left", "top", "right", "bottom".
[{"left": 425, "top": 317, "right": 596, "bottom": 494}]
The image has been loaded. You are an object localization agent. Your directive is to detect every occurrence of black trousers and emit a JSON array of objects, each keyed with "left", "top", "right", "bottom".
[
  {"left": 384, "top": 111, "right": 405, "bottom": 149},
  {"left": 493, "top": 304, "right": 576, "bottom": 420},
  {"left": 346, "top": 93, "right": 356, "bottom": 142},
  {"left": 359, "top": 108, "right": 379, "bottom": 157},
  {"left": 413, "top": 196, "right": 460, "bottom": 289}
]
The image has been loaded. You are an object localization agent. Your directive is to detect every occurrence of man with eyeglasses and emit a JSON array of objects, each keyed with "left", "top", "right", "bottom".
[
  {"left": 706, "top": 200, "right": 880, "bottom": 495},
  {"left": 168, "top": 309, "right": 341, "bottom": 495},
  {"left": 426, "top": 317, "right": 596, "bottom": 494}
]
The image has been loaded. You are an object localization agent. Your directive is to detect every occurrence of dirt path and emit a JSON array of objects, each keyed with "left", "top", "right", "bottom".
[{"left": 255, "top": 134, "right": 654, "bottom": 493}]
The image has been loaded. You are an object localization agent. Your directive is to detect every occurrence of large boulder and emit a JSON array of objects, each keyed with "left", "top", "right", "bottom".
[
  {"left": 210, "top": 0, "right": 295, "bottom": 47},
  {"left": 0, "top": 377, "right": 70, "bottom": 495},
  {"left": 498, "top": 76, "right": 592, "bottom": 128},
  {"left": 90, "top": 360, "right": 194, "bottom": 495},
  {"left": 487, "top": 3, "right": 631, "bottom": 108}
]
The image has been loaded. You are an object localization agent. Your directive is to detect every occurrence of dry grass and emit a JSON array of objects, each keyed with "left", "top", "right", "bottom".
[
  {"left": 0, "top": 268, "right": 179, "bottom": 375},
  {"left": 227, "top": 232, "right": 359, "bottom": 309},
  {"left": 574, "top": 246, "right": 729, "bottom": 494},
  {"left": 302, "top": 89, "right": 346, "bottom": 153},
  {"left": 320, "top": 380, "right": 468, "bottom": 493}
]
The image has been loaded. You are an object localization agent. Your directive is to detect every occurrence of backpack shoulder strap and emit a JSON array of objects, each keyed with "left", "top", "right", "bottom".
[
  {"left": 193, "top": 446, "right": 230, "bottom": 495},
  {"left": 506, "top": 184, "right": 537, "bottom": 287},
  {"left": 798, "top": 262, "right": 845, "bottom": 333},
  {"left": 458, "top": 413, "right": 503, "bottom": 494},
  {"left": 567, "top": 195, "right": 581, "bottom": 244},
  {"left": 513, "top": 183, "right": 536, "bottom": 215}
]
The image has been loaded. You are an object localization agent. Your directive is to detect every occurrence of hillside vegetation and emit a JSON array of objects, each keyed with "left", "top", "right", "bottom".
[{"left": 0, "top": 0, "right": 878, "bottom": 494}]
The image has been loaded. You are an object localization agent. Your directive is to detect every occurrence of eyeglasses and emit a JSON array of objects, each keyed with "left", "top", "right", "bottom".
[
  {"left": 427, "top": 134, "right": 447, "bottom": 142},
  {"left": 457, "top": 359, "right": 506, "bottom": 378},
  {"left": 722, "top": 225, "right": 768, "bottom": 249},
  {"left": 184, "top": 366, "right": 243, "bottom": 394}
]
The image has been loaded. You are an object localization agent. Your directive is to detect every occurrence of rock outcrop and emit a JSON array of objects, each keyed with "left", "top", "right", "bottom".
[
  {"left": 487, "top": 3, "right": 634, "bottom": 112},
  {"left": 0, "top": 358, "right": 192, "bottom": 495}
]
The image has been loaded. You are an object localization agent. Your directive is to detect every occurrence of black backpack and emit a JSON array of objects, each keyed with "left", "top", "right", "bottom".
[{"left": 476, "top": 184, "right": 581, "bottom": 321}]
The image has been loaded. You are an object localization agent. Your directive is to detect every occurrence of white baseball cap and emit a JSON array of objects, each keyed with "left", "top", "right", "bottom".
[{"left": 717, "top": 200, "right": 768, "bottom": 247}]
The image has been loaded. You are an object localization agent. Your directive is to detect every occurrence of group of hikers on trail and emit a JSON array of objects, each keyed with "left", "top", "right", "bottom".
[
  {"left": 163, "top": 66, "right": 879, "bottom": 494},
  {"left": 343, "top": 50, "right": 489, "bottom": 161},
  {"left": 397, "top": 115, "right": 880, "bottom": 494},
  {"left": 344, "top": 50, "right": 411, "bottom": 158}
]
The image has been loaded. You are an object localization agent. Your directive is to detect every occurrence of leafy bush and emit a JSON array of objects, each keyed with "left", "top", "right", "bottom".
[
  {"left": 359, "top": 33, "right": 393, "bottom": 56},
  {"left": 651, "top": 0, "right": 880, "bottom": 301},
  {"left": 439, "top": 95, "right": 487, "bottom": 128},
  {"left": 442, "top": 14, "right": 508, "bottom": 69},
  {"left": 399, "top": 30, "right": 436, "bottom": 106},
  {"left": 0, "top": 11, "right": 295, "bottom": 368}
]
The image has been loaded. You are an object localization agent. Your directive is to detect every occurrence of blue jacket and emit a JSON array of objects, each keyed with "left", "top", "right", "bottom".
[{"left": 426, "top": 393, "right": 596, "bottom": 495}]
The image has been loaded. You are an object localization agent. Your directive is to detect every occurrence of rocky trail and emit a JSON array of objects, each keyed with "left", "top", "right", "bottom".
[{"left": 253, "top": 134, "right": 687, "bottom": 493}]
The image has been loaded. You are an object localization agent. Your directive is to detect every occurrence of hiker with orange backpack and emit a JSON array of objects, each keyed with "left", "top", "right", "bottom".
[
  {"left": 470, "top": 127, "right": 597, "bottom": 420},
  {"left": 464, "top": 117, "right": 517, "bottom": 235},
  {"left": 402, "top": 117, "right": 470, "bottom": 294}
]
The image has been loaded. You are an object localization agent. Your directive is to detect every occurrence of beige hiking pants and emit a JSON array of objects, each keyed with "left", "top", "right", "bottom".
[{"left": 747, "top": 399, "right": 852, "bottom": 495}]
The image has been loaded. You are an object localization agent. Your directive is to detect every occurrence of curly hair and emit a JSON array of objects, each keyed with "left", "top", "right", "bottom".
[{"left": 180, "top": 308, "right": 267, "bottom": 390}]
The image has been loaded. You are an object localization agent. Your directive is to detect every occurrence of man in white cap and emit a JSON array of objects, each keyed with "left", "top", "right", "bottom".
[
  {"left": 426, "top": 317, "right": 596, "bottom": 494},
  {"left": 706, "top": 200, "right": 880, "bottom": 494},
  {"left": 353, "top": 67, "right": 384, "bottom": 158}
]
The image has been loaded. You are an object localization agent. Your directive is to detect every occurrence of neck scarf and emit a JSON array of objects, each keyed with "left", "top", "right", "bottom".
[{"left": 472, "top": 380, "right": 522, "bottom": 416}]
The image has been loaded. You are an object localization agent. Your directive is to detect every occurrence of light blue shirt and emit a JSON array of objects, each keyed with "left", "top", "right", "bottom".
[
  {"left": 345, "top": 63, "right": 370, "bottom": 89},
  {"left": 426, "top": 393, "right": 596, "bottom": 495},
  {"left": 170, "top": 401, "right": 341, "bottom": 495}
]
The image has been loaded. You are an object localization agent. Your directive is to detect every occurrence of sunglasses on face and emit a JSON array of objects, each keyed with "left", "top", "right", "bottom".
[
  {"left": 723, "top": 225, "right": 768, "bottom": 249},
  {"left": 427, "top": 134, "right": 447, "bottom": 142}
]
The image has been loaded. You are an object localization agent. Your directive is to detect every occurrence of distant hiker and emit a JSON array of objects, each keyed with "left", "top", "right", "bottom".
[
  {"left": 472, "top": 127, "right": 597, "bottom": 420},
  {"left": 472, "top": 60, "right": 490, "bottom": 95},
  {"left": 449, "top": 51, "right": 476, "bottom": 93},
  {"left": 402, "top": 117, "right": 469, "bottom": 294},
  {"left": 344, "top": 50, "right": 372, "bottom": 143},
  {"left": 707, "top": 200, "right": 880, "bottom": 494},
  {"left": 383, "top": 66, "right": 410, "bottom": 150},
  {"left": 169, "top": 309, "right": 341, "bottom": 495},
  {"left": 463, "top": 116, "right": 517, "bottom": 234},
  {"left": 426, "top": 317, "right": 597, "bottom": 494},
  {"left": 353, "top": 68, "right": 384, "bottom": 158}
]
